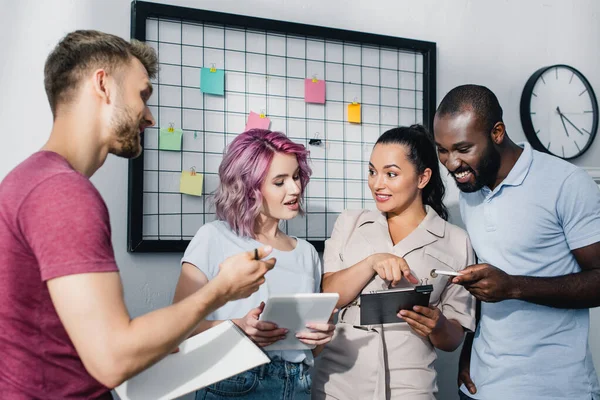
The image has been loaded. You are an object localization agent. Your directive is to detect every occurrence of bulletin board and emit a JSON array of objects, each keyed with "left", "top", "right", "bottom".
[{"left": 127, "top": 0, "right": 436, "bottom": 252}]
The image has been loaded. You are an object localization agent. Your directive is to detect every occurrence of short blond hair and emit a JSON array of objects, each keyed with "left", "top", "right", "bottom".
[{"left": 44, "top": 30, "right": 158, "bottom": 118}]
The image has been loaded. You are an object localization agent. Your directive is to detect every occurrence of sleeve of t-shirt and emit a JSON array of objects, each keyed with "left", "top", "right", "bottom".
[
  {"left": 310, "top": 245, "right": 323, "bottom": 293},
  {"left": 181, "top": 223, "right": 220, "bottom": 280},
  {"left": 18, "top": 173, "right": 118, "bottom": 281},
  {"left": 439, "top": 234, "right": 476, "bottom": 332},
  {"left": 556, "top": 168, "right": 600, "bottom": 250},
  {"left": 323, "top": 212, "right": 348, "bottom": 274}
]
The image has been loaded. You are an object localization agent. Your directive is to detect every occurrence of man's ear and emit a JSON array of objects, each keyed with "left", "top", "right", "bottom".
[
  {"left": 92, "top": 69, "right": 111, "bottom": 104},
  {"left": 418, "top": 167, "right": 432, "bottom": 190},
  {"left": 490, "top": 122, "right": 506, "bottom": 145}
]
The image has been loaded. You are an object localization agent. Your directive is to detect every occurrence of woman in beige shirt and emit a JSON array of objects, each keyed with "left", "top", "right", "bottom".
[{"left": 311, "top": 125, "right": 475, "bottom": 400}]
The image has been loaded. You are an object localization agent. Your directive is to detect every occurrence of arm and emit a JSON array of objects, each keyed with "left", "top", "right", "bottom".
[
  {"left": 401, "top": 234, "right": 477, "bottom": 352},
  {"left": 323, "top": 254, "right": 419, "bottom": 309},
  {"left": 321, "top": 258, "right": 377, "bottom": 308},
  {"left": 455, "top": 168, "right": 600, "bottom": 308},
  {"left": 48, "top": 248, "right": 275, "bottom": 389},
  {"left": 512, "top": 242, "right": 600, "bottom": 307},
  {"left": 520, "top": 242, "right": 600, "bottom": 307},
  {"left": 457, "top": 298, "right": 480, "bottom": 394},
  {"left": 428, "top": 315, "right": 464, "bottom": 351},
  {"left": 321, "top": 212, "right": 417, "bottom": 308},
  {"left": 172, "top": 262, "right": 224, "bottom": 335},
  {"left": 400, "top": 306, "right": 464, "bottom": 351},
  {"left": 454, "top": 242, "right": 600, "bottom": 308},
  {"left": 173, "top": 262, "right": 287, "bottom": 346},
  {"left": 457, "top": 330, "right": 477, "bottom": 395}
]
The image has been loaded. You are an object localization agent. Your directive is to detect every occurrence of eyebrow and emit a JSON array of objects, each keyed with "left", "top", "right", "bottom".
[
  {"left": 368, "top": 162, "right": 400, "bottom": 169},
  {"left": 435, "top": 141, "right": 472, "bottom": 150},
  {"left": 272, "top": 168, "right": 300, "bottom": 180}
]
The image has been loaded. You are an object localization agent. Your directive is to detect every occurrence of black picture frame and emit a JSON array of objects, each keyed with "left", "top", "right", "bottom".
[{"left": 128, "top": 0, "right": 437, "bottom": 253}]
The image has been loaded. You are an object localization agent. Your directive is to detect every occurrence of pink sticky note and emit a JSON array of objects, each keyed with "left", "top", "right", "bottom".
[
  {"left": 245, "top": 111, "right": 271, "bottom": 131},
  {"left": 305, "top": 79, "right": 326, "bottom": 104}
]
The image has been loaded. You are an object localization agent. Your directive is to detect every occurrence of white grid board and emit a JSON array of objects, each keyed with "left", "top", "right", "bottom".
[{"left": 141, "top": 17, "right": 425, "bottom": 241}]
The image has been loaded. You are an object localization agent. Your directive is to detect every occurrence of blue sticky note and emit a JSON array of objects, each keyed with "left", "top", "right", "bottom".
[{"left": 200, "top": 68, "right": 225, "bottom": 95}]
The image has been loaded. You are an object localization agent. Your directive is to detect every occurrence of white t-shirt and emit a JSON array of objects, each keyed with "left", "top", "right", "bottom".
[{"left": 182, "top": 220, "right": 323, "bottom": 364}]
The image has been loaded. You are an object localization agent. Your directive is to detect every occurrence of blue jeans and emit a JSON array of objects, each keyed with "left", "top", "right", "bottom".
[{"left": 195, "top": 360, "right": 312, "bottom": 400}]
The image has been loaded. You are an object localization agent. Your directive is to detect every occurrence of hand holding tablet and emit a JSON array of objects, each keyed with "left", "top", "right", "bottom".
[{"left": 259, "top": 293, "right": 339, "bottom": 350}]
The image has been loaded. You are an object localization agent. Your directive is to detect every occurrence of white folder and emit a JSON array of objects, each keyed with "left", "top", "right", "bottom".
[{"left": 114, "top": 320, "right": 270, "bottom": 400}]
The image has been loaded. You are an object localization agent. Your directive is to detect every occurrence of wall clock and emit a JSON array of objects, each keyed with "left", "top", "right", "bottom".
[{"left": 520, "top": 64, "right": 598, "bottom": 159}]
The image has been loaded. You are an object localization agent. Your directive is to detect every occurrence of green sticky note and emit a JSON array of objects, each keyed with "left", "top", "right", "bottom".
[
  {"left": 159, "top": 128, "right": 183, "bottom": 151},
  {"left": 200, "top": 67, "right": 225, "bottom": 95}
]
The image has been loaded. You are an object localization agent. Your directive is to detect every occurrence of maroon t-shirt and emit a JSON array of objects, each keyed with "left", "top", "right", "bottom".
[{"left": 0, "top": 151, "right": 118, "bottom": 399}]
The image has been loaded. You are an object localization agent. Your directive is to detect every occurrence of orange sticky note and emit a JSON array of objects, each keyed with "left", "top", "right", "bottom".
[
  {"left": 304, "top": 79, "right": 326, "bottom": 104},
  {"left": 245, "top": 111, "right": 271, "bottom": 131},
  {"left": 348, "top": 103, "right": 361, "bottom": 124},
  {"left": 180, "top": 170, "right": 204, "bottom": 196}
]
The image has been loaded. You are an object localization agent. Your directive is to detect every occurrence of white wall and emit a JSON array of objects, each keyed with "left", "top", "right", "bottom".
[{"left": 2, "top": 1, "right": 600, "bottom": 399}]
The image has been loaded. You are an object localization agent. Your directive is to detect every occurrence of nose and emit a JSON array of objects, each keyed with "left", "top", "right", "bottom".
[
  {"left": 287, "top": 178, "right": 301, "bottom": 195},
  {"left": 142, "top": 106, "right": 156, "bottom": 129},
  {"left": 373, "top": 173, "right": 386, "bottom": 190},
  {"left": 446, "top": 152, "right": 462, "bottom": 172}
]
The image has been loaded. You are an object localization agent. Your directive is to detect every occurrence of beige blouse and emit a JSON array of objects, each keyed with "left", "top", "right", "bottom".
[{"left": 311, "top": 207, "right": 476, "bottom": 400}]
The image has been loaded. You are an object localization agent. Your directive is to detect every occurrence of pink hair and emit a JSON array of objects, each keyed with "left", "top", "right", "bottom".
[{"left": 214, "top": 129, "right": 311, "bottom": 238}]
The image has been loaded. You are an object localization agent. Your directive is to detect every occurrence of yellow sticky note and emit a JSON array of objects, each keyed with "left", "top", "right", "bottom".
[
  {"left": 348, "top": 103, "right": 361, "bottom": 124},
  {"left": 180, "top": 171, "right": 204, "bottom": 196}
]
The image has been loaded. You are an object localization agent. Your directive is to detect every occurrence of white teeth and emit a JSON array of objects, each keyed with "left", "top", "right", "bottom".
[{"left": 454, "top": 171, "right": 470, "bottom": 179}]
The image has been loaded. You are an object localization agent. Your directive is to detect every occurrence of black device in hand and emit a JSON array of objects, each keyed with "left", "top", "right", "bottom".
[{"left": 359, "top": 285, "right": 433, "bottom": 325}]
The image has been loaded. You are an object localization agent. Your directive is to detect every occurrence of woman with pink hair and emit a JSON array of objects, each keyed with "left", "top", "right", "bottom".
[{"left": 173, "top": 129, "right": 335, "bottom": 400}]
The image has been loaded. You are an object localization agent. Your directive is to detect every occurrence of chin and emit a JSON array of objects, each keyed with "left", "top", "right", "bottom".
[
  {"left": 454, "top": 178, "right": 484, "bottom": 193},
  {"left": 280, "top": 210, "right": 300, "bottom": 220},
  {"left": 374, "top": 202, "right": 393, "bottom": 213}
]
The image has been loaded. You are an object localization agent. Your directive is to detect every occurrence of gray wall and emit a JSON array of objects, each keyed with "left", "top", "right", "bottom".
[{"left": 2, "top": 1, "right": 600, "bottom": 399}]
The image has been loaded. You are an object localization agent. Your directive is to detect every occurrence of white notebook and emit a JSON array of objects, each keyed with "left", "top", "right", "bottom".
[{"left": 115, "top": 320, "right": 270, "bottom": 400}]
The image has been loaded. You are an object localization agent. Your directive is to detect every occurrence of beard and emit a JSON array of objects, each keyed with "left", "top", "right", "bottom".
[
  {"left": 455, "top": 141, "right": 501, "bottom": 193},
  {"left": 110, "top": 104, "right": 142, "bottom": 159}
]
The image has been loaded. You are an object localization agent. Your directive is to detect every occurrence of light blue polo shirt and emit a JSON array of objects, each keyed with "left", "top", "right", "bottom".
[{"left": 459, "top": 143, "right": 600, "bottom": 400}]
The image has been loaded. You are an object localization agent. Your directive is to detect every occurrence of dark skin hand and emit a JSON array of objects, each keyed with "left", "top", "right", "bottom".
[{"left": 452, "top": 242, "right": 600, "bottom": 309}]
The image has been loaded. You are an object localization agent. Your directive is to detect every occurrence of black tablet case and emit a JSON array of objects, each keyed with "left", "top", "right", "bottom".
[{"left": 359, "top": 285, "right": 433, "bottom": 325}]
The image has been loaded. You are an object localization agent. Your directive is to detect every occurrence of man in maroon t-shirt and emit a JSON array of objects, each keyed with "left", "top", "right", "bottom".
[{"left": 0, "top": 30, "right": 276, "bottom": 399}]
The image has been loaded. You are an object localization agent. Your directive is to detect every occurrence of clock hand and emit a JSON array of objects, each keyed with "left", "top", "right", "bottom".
[
  {"left": 556, "top": 108, "right": 570, "bottom": 137},
  {"left": 557, "top": 107, "right": 585, "bottom": 135}
]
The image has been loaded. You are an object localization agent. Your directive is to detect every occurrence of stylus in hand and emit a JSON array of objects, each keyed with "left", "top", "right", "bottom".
[{"left": 430, "top": 269, "right": 462, "bottom": 278}]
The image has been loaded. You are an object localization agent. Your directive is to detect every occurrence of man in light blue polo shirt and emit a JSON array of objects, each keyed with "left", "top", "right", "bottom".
[{"left": 433, "top": 84, "right": 600, "bottom": 400}]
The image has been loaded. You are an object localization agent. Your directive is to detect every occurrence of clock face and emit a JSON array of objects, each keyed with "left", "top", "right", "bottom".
[{"left": 520, "top": 65, "right": 598, "bottom": 159}]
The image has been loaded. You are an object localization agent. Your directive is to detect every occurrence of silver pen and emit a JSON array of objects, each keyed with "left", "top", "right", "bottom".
[{"left": 430, "top": 269, "right": 462, "bottom": 278}]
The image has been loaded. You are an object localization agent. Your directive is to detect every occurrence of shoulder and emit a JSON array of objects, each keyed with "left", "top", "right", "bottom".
[
  {"left": 530, "top": 150, "right": 579, "bottom": 181},
  {"left": 296, "top": 237, "right": 318, "bottom": 257},
  {"left": 20, "top": 171, "right": 107, "bottom": 225},
  {"left": 443, "top": 219, "right": 469, "bottom": 241},
  {"left": 190, "top": 220, "right": 231, "bottom": 242},
  {"left": 334, "top": 209, "right": 381, "bottom": 229},
  {"left": 438, "top": 219, "right": 472, "bottom": 261}
]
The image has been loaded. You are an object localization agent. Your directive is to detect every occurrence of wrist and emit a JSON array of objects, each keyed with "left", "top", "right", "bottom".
[
  {"left": 508, "top": 275, "right": 524, "bottom": 300},
  {"left": 231, "top": 318, "right": 242, "bottom": 329},
  {"left": 204, "top": 276, "right": 232, "bottom": 304},
  {"left": 429, "top": 313, "right": 447, "bottom": 338},
  {"left": 365, "top": 254, "right": 376, "bottom": 271}
]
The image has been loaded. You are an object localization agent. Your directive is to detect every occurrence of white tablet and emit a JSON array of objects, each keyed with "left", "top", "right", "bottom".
[{"left": 259, "top": 293, "right": 339, "bottom": 351}]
